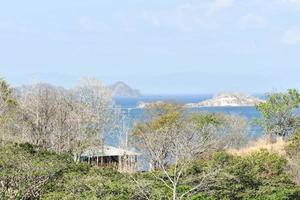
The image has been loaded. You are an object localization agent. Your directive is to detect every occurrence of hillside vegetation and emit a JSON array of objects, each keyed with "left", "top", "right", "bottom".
[
  {"left": 2, "top": 142, "right": 300, "bottom": 200},
  {"left": 1, "top": 77, "right": 300, "bottom": 199}
]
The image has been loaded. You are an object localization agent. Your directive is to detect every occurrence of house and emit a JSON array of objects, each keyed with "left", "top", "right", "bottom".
[{"left": 80, "top": 145, "right": 140, "bottom": 173}]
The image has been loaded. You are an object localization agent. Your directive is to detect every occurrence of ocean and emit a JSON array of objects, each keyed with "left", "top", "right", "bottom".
[
  {"left": 111, "top": 95, "right": 263, "bottom": 170},
  {"left": 105, "top": 95, "right": 263, "bottom": 146},
  {"left": 115, "top": 94, "right": 261, "bottom": 120}
]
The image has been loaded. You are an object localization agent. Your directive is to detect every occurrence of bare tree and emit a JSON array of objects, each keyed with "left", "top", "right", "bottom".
[
  {"left": 217, "top": 114, "right": 249, "bottom": 149},
  {"left": 50, "top": 88, "right": 77, "bottom": 153},
  {"left": 70, "top": 78, "right": 121, "bottom": 161},
  {"left": 18, "top": 83, "right": 59, "bottom": 148},
  {"left": 189, "top": 112, "right": 249, "bottom": 150},
  {"left": 131, "top": 103, "right": 219, "bottom": 200},
  {"left": 71, "top": 78, "right": 117, "bottom": 136},
  {"left": 17, "top": 78, "right": 120, "bottom": 161}
]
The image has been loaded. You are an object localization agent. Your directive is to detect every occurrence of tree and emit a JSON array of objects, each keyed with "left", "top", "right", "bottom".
[
  {"left": 190, "top": 113, "right": 249, "bottom": 150},
  {"left": 70, "top": 78, "right": 121, "bottom": 161},
  {"left": 19, "top": 83, "right": 63, "bottom": 148},
  {"left": 131, "top": 103, "right": 218, "bottom": 200},
  {"left": 256, "top": 89, "right": 300, "bottom": 138},
  {"left": 71, "top": 78, "right": 118, "bottom": 137},
  {"left": 17, "top": 78, "right": 120, "bottom": 161},
  {"left": 0, "top": 77, "right": 19, "bottom": 143},
  {"left": 204, "top": 150, "right": 300, "bottom": 199},
  {"left": 285, "top": 125, "right": 300, "bottom": 184},
  {"left": 217, "top": 114, "right": 249, "bottom": 149}
]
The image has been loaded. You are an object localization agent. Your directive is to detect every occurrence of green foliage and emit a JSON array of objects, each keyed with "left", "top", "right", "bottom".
[
  {"left": 284, "top": 130, "right": 300, "bottom": 184},
  {"left": 189, "top": 113, "right": 222, "bottom": 130},
  {"left": 0, "top": 143, "right": 72, "bottom": 199},
  {"left": 132, "top": 103, "right": 182, "bottom": 137},
  {"left": 0, "top": 143, "right": 154, "bottom": 200},
  {"left": 190, "top": 113, "right": 221, "bottom": 126},
  {"left": 285, "top": 129, "right": 300, "bottom": 157},
  {"left": 1, "top": 143, "right": 299, "bottom": 199},
  {"left": 189, "top": 194, "right": 216, "bottom": 200},
  {"left": 201, "top": 150, "right": 299, "bottom": 200},
  {"left": 0, "top": 78, "right": 19, "bottom": 143},
  {"left": 0, "top": 77, "right": 17, "bottom": 106},
  {"left": 255, "top": 89, "right": 300, "bottom": 137}
]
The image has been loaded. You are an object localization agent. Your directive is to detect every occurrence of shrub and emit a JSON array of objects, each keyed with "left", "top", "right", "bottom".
[
  {"left": 1, "top": 143, "right": 300, "bottom": 200},
  {"left": 201, "top": 150, "right": 298, "bottom": 200}
]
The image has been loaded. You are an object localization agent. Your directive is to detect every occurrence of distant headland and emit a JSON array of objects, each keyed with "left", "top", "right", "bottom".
[{"left": 109, "top": 81, "right": 141, "bottom": 98}]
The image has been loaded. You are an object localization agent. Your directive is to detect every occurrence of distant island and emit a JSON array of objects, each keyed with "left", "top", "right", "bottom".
[
  {"left": 137, "top": 101, "right": 165, "bottom": 109},
  {"left": 185, "top": 93, "right": 265, "bottom": 108},
  {"left": 109, "top": 81, "right": 141, "bottom": 98}
]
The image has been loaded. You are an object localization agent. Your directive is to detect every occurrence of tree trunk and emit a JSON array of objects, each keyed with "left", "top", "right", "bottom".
[
  {"left": 173, "top": 184, "right": 177, "bottom": 200},
  {"left": 73, "top": 153, "right": 80, "bottom": 163}
]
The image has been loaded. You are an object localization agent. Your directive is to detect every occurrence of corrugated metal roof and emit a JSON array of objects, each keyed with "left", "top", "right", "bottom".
[{"left": 81, "top": 145, "right": 140, "bottom": 157}]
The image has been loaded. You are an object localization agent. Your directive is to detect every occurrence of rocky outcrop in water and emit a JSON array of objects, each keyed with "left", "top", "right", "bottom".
[{"left": 185, "top": 93, "right": 264, "bottom": 108}]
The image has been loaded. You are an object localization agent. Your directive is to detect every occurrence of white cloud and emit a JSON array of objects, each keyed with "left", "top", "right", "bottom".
[
  {"left": 78, "top": 16, "right": 109, "bottom": 33},
  {"left": 0, "top": 21, "right": 38, "bottom": 34},
  {"left": 143, "top": 1, "right": 233, "bottom": 32},
  {"left": 214, "top": 0, "right": 234, "bottom": 8},
  {"left": 239, "top": 14, "right": 268, "bottom": 29},
  {"left": 79, "top": 16, "right": 97, "bottom": 32},
  {"left": 279, "top": 0, "right": 300, "bottom": 8},
  {"left": 143, "top": 4, "right": 208, "bottom": 32},
  {"left": 281, "top": 0, "right": 300, "bottom": 4},
  {"left": 206, "top": 0, "right": 235, "bottom": 16},
  {"left": 150, "top": 15, "right": 161, "bottom": 26},
  {"left": 282, "top": 27, "right": 300, "bottom": 45}
]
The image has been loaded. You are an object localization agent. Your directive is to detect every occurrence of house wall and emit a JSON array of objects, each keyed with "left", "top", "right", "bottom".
[{"left": 80, "top": 155, "right": 138, "bottom": 173}]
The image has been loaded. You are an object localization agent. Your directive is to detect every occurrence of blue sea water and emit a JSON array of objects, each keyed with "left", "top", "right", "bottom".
[
  {"left": 115, "top": 94, "right": 213, "bottom": 109},
  {"left": 104, "top": 95, "right": 263, "bottom": 146},
  {"left": 115, "top": 94, "right": 261, "bottom": 120},
  {"left": 110, "top": 95, "right": 264, "bottom": 169}
]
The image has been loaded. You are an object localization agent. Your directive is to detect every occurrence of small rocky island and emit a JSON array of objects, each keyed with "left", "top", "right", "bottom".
[
  {"left": 185, "top": 93, "right": 265, "bottom": 108},
  {"left": 137, "top": 101, "right": 165, "bottom": 109}
]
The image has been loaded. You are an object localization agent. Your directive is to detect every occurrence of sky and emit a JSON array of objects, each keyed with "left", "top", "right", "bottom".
[{"left": 0, "top": 0, "right": 300, "bottom": 94}]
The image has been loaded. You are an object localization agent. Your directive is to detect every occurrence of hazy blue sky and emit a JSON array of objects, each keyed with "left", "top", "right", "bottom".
[{"left": 1, "top": 0, "right": 300, "bottom": 94}]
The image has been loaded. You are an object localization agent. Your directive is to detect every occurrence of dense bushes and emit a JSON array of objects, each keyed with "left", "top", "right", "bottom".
[
  {"left": 202, "top": 150, "right": 300, "bottom": 199},
  {"left": 0, "top": 143, "right": 138, "bottom": 200},
  {"left": 1, "top": 143, "right": 300, "bottom": 200},
  {"left": 0, "top": 143, "right": 73, "bottom": 199}
]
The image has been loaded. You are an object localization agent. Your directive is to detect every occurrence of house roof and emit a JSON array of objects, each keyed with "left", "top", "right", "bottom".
[{"left": 81, "top": 145, "right": 140, "bottom": 157}]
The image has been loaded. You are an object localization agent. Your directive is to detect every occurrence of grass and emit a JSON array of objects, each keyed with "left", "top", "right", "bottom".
[{"left": 227, "top": 136, "right": 286, "bottom": 156}]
